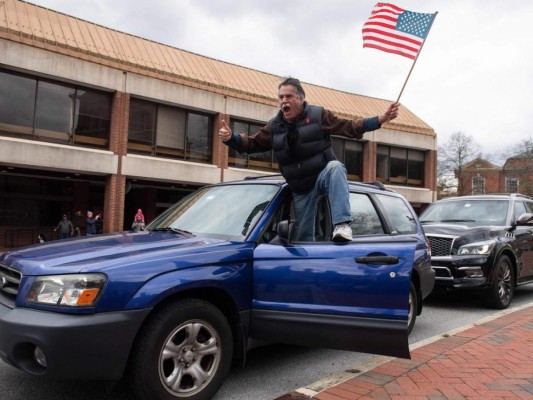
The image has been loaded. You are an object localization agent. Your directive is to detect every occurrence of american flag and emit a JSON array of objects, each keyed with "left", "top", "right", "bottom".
[{"left": 362, "top": 3, "right": 436, "bottom": 59}]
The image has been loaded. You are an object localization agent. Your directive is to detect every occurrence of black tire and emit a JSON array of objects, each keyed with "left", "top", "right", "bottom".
[
  {"left": 407, "top": 282, "right": 418, "bottom": 335},
  {"left": 129, "top": 298, "right": 233, "bottom": 400},
  {"left": 485, "top": 255, "right": 514, "bottom": 309}
]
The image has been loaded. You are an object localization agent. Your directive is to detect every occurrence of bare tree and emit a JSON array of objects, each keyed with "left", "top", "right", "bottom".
[{"left": 438, "top": 132, "right": 478, "bottom": 197}]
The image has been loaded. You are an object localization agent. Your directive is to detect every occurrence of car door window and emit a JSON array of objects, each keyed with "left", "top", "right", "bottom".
[
  {"left": 349, "top": 192, "right": 384, "bottom": 235},
  {"left": 376, "top": 194, "right": 417, "bottom": 234},
  {"left": 514, "top": 201, "right": 527, "bottom": 221}
]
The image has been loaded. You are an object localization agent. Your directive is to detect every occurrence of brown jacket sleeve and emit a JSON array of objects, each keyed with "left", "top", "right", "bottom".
[
  {"left": 321, "top": 109, "right": 367, "bottom": 140},
  {"left": 237, "top": 125, "right": 272, "bottom": 153}
]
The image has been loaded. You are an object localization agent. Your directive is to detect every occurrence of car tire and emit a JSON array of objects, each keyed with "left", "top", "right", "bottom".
[
  {"left": 129, "top": 298, "right": 233, "bottom": 400},
  {"left": 485, "top": 255, "right": 514, "bottom": 309},
  {"left": 407, "top": 282, "right": 417, "bottom": 335}
]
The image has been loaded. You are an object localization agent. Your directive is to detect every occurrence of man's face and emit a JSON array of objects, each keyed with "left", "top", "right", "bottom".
[{"left": 278, "top": 85, "right": 304, "bottom": 123}]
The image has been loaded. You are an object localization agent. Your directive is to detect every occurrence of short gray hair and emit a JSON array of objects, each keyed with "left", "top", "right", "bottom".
[{"left": 278, "top": 77, "right": 305, "bottom": 99}]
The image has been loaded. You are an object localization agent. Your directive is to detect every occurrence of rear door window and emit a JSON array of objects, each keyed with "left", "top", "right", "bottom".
[
  {"left": 376, "top": 194, "right": 417, "bottom": 234},
  {"left": 349, "top": 192, "right": 384, "bottom": 236}
]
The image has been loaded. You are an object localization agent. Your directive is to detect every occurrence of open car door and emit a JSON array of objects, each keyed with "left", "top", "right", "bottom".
[{"left": 249, "top": 191, "right": 415, "bottom": 359}]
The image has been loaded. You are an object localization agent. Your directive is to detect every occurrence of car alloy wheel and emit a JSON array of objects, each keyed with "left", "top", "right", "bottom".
[
  {"left": 486, "top": 255, "right": 514, "bottom": 309},
  {"left": 129, "top": 298, "right": 233, "bottom": 400}
]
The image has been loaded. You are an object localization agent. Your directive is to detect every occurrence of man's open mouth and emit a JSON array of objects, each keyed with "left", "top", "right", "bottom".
[{"left": 282, "top": 104, "right": 291, "bottom": 112}]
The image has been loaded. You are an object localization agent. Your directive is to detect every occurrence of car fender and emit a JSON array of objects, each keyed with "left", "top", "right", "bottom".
[{"left": 123, "top": 263, "right": 252, "bottom": 311}]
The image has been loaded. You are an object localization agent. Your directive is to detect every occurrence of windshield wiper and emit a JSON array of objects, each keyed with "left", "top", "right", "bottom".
[
  {"left": 421, "top": 219, "right": 476, "bottom": 224},
  {"left": 441, "top": 219, "right": 476, "bottom": 223},
  {"left": 150, "top": 227, "right": 195, "bottom": 236}
]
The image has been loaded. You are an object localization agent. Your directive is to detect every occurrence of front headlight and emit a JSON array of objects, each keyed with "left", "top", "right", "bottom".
[
  {"left": 458, "top": 240, "right": 496, "bottom": 256},
  {"left": 26, "top": 274, "right": 106, "bottom": 307}
]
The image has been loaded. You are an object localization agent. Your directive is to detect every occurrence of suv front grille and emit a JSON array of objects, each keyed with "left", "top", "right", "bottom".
[
  {"left": 0, "top": 264, "right": 22, "bottom": 302},
  {"left": 427, "top": 235, "right": 454, "bottom": 257}
]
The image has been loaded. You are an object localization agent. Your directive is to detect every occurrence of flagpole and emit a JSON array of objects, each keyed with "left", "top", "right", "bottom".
[{"left": 396, "top": 11, "right": 438, "bottom": 103}]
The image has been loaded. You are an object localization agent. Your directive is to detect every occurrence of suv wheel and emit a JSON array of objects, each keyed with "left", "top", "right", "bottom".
[
  {"left": 407, "top": 282, "right": 417, "bottom": 335},
  {"left": 485, "top": 255, "right": 514, "bottom": 309},
  {"left": 129, "top": 298, "right": 233, "bottom": 400}
]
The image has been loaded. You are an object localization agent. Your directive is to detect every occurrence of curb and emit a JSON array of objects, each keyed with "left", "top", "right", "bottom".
[{"left": 275, "top": 301, "right": 533, "bottom": 399}]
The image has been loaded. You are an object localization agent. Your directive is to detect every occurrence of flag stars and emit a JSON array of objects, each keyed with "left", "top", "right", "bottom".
[{"left": 397, "top": 11, "right": 434, "bottom": 38}]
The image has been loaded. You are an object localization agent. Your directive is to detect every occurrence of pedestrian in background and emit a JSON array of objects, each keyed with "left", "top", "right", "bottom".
[
  {"left": 54, "top": 214, "right": 74, "bottom": 239},
  {"left": 86, "top": 211, "right": 100, "bottom": 236},
  {"left": 132, "top": 210, "right": 146, "bottom": 232}
]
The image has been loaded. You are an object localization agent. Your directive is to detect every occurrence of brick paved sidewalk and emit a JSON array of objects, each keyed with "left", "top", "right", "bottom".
[{"left": 277, "top": 304, "right": 533, "bottom": 400}]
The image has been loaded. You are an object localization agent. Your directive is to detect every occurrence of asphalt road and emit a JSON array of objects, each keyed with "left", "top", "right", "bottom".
[{"left": 1, "top": 286, "right": 532, "bottom": 400}]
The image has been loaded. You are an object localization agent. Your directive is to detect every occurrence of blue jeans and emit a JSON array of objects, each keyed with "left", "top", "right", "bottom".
[{"left": 293, "top": 161, "right": 351, "bottom": 241}]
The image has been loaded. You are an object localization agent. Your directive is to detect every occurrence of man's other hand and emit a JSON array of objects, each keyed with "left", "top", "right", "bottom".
[{"left": 218, "top": 120, "right": 232, "bottom": 142}]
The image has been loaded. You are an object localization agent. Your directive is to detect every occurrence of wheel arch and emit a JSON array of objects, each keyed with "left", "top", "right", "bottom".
[{"left": 129, "top": 287, "right": 248, "bottom": 372}]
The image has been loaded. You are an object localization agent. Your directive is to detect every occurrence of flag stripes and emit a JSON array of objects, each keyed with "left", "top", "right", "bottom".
[{"left": 362, "top": 3, "right": 435, "bottom": 59}]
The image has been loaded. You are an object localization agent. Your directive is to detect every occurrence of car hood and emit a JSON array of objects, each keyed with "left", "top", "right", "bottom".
[
  {"left": 422, "top": 223, "right": 509, "bottom": 242},
  {"left": 0, "top": 231, "right": 247, "bottom": 276}
]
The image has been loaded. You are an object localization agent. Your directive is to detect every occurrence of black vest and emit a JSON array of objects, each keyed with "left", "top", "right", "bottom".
[{"left": 270, "top": 104, "right": 336, "bottom": 194}]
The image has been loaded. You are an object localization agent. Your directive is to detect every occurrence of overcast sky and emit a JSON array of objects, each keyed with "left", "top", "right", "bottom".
[{"left": 27, "top": 0, "right": 533, "bottom": 163}]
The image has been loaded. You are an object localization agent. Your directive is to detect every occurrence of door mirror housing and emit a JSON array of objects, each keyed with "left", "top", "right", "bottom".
[{"left": 516, "top": 213, "right": 533, "bottom": 226}]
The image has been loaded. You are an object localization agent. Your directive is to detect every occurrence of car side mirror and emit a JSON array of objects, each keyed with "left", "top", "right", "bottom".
[{"left": 516, "top": 213, "right": 533, "bottom": 226}]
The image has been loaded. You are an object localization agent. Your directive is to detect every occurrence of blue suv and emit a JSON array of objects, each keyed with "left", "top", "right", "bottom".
[{"left": 0, "top": 179, "right": 434, "bottom": 400}]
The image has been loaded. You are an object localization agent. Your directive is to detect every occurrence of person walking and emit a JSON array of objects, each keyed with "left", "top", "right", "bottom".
[
  {"left": 219, "top": 77, "right": 399, "bottom": 242},
  {"left": 54, "top": 214, "right": 74, "bottom": 239}
]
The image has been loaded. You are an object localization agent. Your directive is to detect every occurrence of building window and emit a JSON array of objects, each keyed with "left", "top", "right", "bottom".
[
  {"left": 376, "top": 145, "right": 424, "bottom": 187},
  {"left": 127, "top": 98, "right": 213, "bottom": 163},
  {"left": 228, "top": 119, "right": 277, "bottom": 172},
  {"left": 0, "top": 71, "right": 36, "bottom": 138},
  {"left": 332, "top": 137, "right": 363, "bottom": 181},
  {"left": 505, "top": 177, "right": 519, "bottom": 193},
  {"left": 472, "top": 175, "right": 485, "bottom": 195},
  {"left": 0, "top": 69, "right": 111, "bottom": 149}
]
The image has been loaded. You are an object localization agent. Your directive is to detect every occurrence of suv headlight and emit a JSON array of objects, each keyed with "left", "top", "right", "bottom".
[
  {"left": 458, "top": 240, "right": 496, "bottom": 256},
  {"left": 26, "top": 274, "right": 106, "bottom": 307}
]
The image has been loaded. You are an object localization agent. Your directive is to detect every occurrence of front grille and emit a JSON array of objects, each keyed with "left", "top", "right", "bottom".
[
  {"left": 0, "top": 264, "right": 22, "bottom": 301},
  {"left": 428, "top": 235, "right": 454, "bottom": 257}
]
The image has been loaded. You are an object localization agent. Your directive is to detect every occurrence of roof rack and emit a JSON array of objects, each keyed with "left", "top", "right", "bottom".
[
  {"left": 244, "top": 173, "right": 284, "bottom": 180},
  {"left": 362, "top": 181, "right": 388, "bottom": 191},
  {"left": 485, "top": 193, "right": 533, "bottom": 199}
]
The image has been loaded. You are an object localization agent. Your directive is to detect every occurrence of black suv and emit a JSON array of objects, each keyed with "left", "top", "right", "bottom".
[{"left": 420, "top": 194, "right": 533, "bottom": 308}]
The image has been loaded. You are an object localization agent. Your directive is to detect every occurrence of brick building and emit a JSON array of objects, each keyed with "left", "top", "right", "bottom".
[
  {"left": 457, "top": 154, "right": 533, "bottom": 196},
  {"left": 0, "top": 0, "right": 437, "bottom": 250}
]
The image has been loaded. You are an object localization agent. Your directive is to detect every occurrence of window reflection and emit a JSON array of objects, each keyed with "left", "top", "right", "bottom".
[
  {"left": 127, "top": 98, "right": 212, "bottom": 163},
  {"left": 228, "top": 119, "right": 275, "bottom": 172},
  {"left": 377, "top": 145, "right": 425, "bottom": 187},
  {"left": 0, "top": 71, "right": 36, "bottom": 137},
  {"left": 332, "top": 137, "right": 363, "bottom": 181},
  {"left": 0, "top": 69, "right": 110, "bottom": 149}
]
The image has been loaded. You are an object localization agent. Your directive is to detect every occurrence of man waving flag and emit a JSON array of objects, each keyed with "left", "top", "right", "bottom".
[{"left": 362, "top": 3, "right": 436, "bottom": 59}]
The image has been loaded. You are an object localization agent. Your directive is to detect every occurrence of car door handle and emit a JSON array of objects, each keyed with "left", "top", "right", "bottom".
[{"left": 355, "top": 256, "right": 399, "bottom": 265}]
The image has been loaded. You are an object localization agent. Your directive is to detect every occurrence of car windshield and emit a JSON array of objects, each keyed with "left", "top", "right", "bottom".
[
  {"left": 147, "top": 183, "right": 280, "bottom": 241},
  {"left": 420, "top": 199, "right": 509, "bottom": 227}
]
